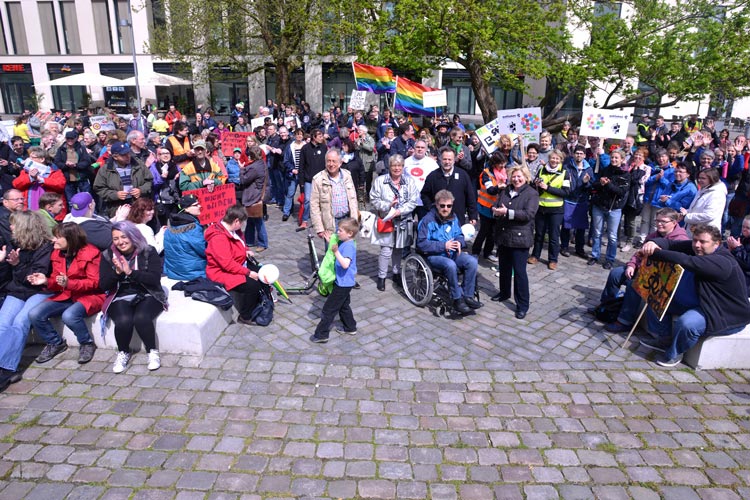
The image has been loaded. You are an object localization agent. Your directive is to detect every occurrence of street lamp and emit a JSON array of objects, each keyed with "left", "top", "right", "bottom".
[{"left": 119, "top": 0, "right": 142, "bottom": 131}]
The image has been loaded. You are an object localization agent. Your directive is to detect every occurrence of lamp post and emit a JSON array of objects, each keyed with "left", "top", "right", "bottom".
[{"left": 120, "top": 0, "right": 142, "bottom": 131}]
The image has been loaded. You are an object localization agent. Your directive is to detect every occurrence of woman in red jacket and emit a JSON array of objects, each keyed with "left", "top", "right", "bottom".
[
  {"left": 28, "top": 223, "right": 105, "bottom": 364},
  {"left": 13, "top": 146, "right": 67, "bottom": 220},
  {"left": 205, "top": 205, "right": 261, "bottom": 325}
]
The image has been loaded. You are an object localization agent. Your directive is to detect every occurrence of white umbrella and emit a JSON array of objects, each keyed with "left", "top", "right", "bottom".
[
  {"left": 120, "top": 71, "right": 192, "bottom": 86},
  {"left": 35, "top": 72, "right": 125, "bottom": 87}
]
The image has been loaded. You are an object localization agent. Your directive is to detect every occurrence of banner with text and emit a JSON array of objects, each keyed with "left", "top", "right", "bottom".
[
  {"left": 495, "top": 107, "right": 542, "bottom": 145},
  {"left": 90, "top": 115, "right": 116, "bottom": 132},
  {"left": 349, "top": 90, "right": 368, "bottom": 110},
  {"left": 221, "top": 131, "right": 252, "bottom": 157},
  {"left": 183, "top": 183, "right": 237, "bottom": 225},
  {"left": 580, "top": 105, "right": 630, "bottom": 140}
]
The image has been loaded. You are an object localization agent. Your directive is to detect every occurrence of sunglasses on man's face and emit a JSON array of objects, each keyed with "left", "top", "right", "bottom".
[{"left": 438, "top": 204, "right": 453, "bottom": 209}]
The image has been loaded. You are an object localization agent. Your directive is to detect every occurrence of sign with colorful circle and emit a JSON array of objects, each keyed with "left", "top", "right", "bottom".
[{"left": 521, "top": 112, "right": 541, "bottom": 132}]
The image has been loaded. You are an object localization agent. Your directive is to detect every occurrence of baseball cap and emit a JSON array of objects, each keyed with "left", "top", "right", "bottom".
[
  {"left": 110, "top": 141, "right": 131, "bottom": 155},
  {"left": 193, "top": 140, "right": 206, "bottom": 150},
  {"left": 233, "top": 147, "right": 242, "bottom": 153},
  {"left": 179, "top": 194, "right": 199, "bottom": 210},
  {"left": 65, "top": 130, "right": 78, "bottom": 140},
  {"left": 236, "top": 102, "right": 244, "bottom": 108},
  {"left": 70, "top": 192, "right": 93, "bottom": 217}
]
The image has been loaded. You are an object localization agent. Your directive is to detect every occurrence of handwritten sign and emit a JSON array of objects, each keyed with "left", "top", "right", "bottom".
[
  {"left": 349, "top": 90, "right": 367, "bottom": 110},
  {"left": 422, "top": 90, "right": 447, "bottom": 109},
  {"left": 250, "top": 116, "right": 267, "bottom": 130},
  {"left": 221, "top": 131, "right": 252, "bottom": 156},
  {"left": 580, "top": 105, "right": 630, "bottom": 140},
  {"left": 182, "top": 183, "right": 237, "bottom": 225},
  {"left": 632, "top": 259, "right": 685, "bottom": 321}
]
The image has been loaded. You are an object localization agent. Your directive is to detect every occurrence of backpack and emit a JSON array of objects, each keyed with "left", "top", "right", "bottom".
[{"left": 593, "top": 296, "right": 624, "bottom": 323}]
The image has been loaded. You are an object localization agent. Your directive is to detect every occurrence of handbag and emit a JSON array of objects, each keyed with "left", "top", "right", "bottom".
[
  {"left": 376, "top": 217, "right": 394, "bottom": 233},
  {"left": 250, "top": 284, "right": 274, "bottom": 326},
  {"left": 245, "top": 167, "right": 268, "bottom": 219}
]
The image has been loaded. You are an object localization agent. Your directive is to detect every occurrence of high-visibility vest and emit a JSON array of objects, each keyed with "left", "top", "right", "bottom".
[
  {"left": 477, "top": 168, "right": 503, "bottom": 208},
  {"left": 167, "top": 135, "right": 191, "bottom": 168},
  {"left": 538, "top": 169, "right": 569, "bottom": 208}
]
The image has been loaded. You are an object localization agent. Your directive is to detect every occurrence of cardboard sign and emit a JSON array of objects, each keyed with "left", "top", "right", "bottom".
[
  {"left": 349, "top": 90, "right": 367, "bottom": 110},
  {"left": 250, "top": 116, "right": 267, "bottom": 130},
  {"left": 580, "top": 105, "right": 630, "bottom": 140},
  {"left": 90, "top": 115, "right": 115, "bottom": 132},
  {"left": 182, "top": 183, "right": 237, "bottom": 225},
  {"left": 632, "top": 259, "right": 685, "bottom": 321},
  {"left": 221, "top": 131, "right": 252, "bottom": 156},
  {"left": 495, "top": 107, "right": 542, "bottom": 145},
  {"left": 475, "top": 116, "right": 504, "bottom": 154},
  {"left": 422, "top": 90, "right": 447, "bottom": 108}
]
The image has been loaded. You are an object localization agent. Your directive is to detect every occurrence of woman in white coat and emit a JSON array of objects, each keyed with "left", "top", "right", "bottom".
[
  {"left": 369, "top": 154, "right": 420, "bottom": 291},
  {"left": 682, "top": 167, "right": 727, "bottom": 233}
]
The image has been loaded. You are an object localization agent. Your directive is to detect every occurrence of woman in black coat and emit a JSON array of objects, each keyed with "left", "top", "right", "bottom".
[{"left": 491, "top": 165, "right": 540, "bottom": 319}]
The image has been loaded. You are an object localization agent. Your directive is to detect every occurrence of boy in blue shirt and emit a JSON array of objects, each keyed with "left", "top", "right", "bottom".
[{"left": 310, "top": 217, "right": 359, "bottom": 343}]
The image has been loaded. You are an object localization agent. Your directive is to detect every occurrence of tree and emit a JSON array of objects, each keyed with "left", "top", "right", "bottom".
[
  {"left": 149, "top": 0, "right": 350, "bottom": 105},
  {"left": 351, "top": 0, "right": 569, "bottom": 123},
  {"left": 545, "top": 0, "right": 750, "bottom": 126}
]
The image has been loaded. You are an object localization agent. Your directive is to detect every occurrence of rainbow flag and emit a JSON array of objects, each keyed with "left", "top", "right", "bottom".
[
  {"left": 394, "top": 77, "right": 439, "bottom": 116},
  {"left": 352, "top": 62, "right": 396, "bottom": 94}
]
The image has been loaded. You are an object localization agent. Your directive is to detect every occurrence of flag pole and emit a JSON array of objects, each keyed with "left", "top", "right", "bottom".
[
  {"left": 351, "top": 61, "right": 358, "bottom": 90},
  {"left": 392, "top": 76, "right": 398, "bottom": 112}
]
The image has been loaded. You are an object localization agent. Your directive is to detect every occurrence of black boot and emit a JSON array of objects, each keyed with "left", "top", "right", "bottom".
[
  {"left": 377, "top": 278, "right": 386, "bottom": 291},
  {"left": 453, "top": 298, "right": 471, "bottom": 315}
]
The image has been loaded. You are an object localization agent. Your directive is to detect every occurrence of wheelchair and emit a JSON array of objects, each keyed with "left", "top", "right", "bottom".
[{"left": 400, "top": 252, "right": 482, "bottom": 318}]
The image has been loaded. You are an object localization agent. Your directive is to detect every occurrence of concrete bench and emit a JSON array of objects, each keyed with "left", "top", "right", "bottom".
[
  {"left": 33, "top": 278, "right": 235, "bottom": 356},
  {"left": 636, "top": 309, "right": 750, "bottom": 370}
]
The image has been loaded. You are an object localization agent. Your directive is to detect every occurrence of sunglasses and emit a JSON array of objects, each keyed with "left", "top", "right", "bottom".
[{"left": 438, "top": 204, "right": 453, "bottom": 209}]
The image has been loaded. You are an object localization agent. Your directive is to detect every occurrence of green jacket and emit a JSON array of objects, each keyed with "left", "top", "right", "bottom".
[{"left": 93, "top": 156, "right": 153, "bottom": 216}]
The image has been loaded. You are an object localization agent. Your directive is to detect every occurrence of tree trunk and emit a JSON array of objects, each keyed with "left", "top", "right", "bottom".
[
  {"left": 275, "top": 61, "right": 291, "bottom": 106},
  {"left": 466, "top": 59, "right": 497, "bottom": 123}
]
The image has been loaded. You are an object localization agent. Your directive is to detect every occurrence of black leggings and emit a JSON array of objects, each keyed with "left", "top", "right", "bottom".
[
  {"left": 108, "top": 296, "right": 163, "bottom": 352},
  {"left": 232, "top": 278, "right": 261, "bottom": 321}
]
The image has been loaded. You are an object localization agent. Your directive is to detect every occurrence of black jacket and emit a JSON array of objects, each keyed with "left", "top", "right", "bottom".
[
  {"left": 652, "top": 239, "right": 750, "bottom": 335},
  {"left": 494, "top": 183, "right": 539, "bottom": 249},
  {"left": 591, "top": 166, "right": 630, "bottom": 211},
  {"left": 299, "top": 141, "right": 327, "bottom": 184},
  {"left": 53, "top": 141, "right": 92, "bottom": 182},
  {"left": 5, "top": 242, "right": 53, "bottom": 300},
  {"left": 420, "top": 167, "right": 478, "bottom": 224}
]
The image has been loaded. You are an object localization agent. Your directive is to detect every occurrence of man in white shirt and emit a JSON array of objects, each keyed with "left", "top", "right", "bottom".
[{"left": 404, "top": 140, "right": 439, "bottom": 218}]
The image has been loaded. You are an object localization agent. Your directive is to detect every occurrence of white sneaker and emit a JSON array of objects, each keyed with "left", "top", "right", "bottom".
[
  {"left": 148, "top": 350, "right": 161, "bottom": 371},
  {"left": 621, "top": 242, "right": 632, "bottom": 252},
  {"left": 487, "top": 254, "right": 499, "bottom": 263},
  {"left": 113, "top": 351, "right": 130, "bottom": 374}
]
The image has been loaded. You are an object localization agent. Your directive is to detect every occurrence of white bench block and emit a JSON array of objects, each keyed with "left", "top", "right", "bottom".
[
  {"left": 38, "top": 278, "right": 234, "bottom": 356},
  {"left": 683, "top": 325, "right": 750, "bottom": 370}
]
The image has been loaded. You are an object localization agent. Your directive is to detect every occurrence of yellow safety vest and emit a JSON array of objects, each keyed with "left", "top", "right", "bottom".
[{"left": 538, "top": 169, "right": 569, "bottom": 208}]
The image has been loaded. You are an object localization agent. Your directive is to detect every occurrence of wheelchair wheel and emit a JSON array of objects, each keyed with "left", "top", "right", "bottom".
[{"left": 401, "top": 254, "right": 434, "bottom": 307}]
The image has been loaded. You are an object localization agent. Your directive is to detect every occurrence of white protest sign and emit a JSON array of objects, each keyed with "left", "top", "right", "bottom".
[
  {"left": 422, "top": 90, "right": 447, "bottom": 109},
  {"left": 495, "top": 107, "right": 542, "bottom": 144},
  {"left": 475, "top": 117, "right": 503, "bottom": 154},
  {"left": 349, "top": 90, "right": 367, "bottom": 110},
  {"left": 250, "top": 116, "right": 267, "bottom": 130},
  {"left": 580, "top": 105, "right": 629, "bottom": 140},
  {"left": 89, "top": 115, "right": 115, "bottom": 132}
]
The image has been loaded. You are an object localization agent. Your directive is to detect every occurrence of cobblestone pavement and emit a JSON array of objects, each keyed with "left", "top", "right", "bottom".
[{"left": 2, "top": 207, "right": 750, "bottom": 499}]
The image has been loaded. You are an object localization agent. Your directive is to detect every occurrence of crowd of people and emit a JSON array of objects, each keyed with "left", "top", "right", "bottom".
[{"left": 0, "top": 102, "right": 747, "bottom": 385}]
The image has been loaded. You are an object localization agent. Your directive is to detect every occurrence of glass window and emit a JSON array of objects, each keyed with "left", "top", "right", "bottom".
[
  {"left": 493, "top": 87, "right": 522, "bottom": 110},
  {"left": 116, "top": 0, "right": 132, "bottom": 54},
  {"left": 49, "top": 64, "right": 85, "bottom": 110},
  {"left": 0, "top": 73, "right": 34, "bottom": 114},
  {"left": 91, "top": 0, "right": 113, "bottom": 54},
  {"left": 153, "top": 63, "right": 194, "bottom": 113},
  {"left": 38, "top": 2, "right": 60, "bottom": 54},
  {"left": 210, "top": 72, "right": 248, "bottom": 115},
  {"left": 60, "top": 1, "right": 81, "bottom": 54},
  {"left": 0, "top": 9, "right": 9, "bottom": 54},
  {"left": 265, "top": 66, "right": 305, "bottom": 107},
  {"left": 5, "top": 2, "right": 28, "bottom": 55},
  {"left": 321, "top": 65, "right": 356, "bottom": 111}
]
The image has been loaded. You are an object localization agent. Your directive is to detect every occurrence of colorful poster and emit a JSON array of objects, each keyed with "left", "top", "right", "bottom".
[
  {"left": 495, "top": 107, "right": 542, "bottom": 144},
  {"left": 580, "top": 105, "right": 630, "bottom": 140},
  {"left": 475, "top": 117, "right": 503, "bottom": 154},
  {"left": 632, "top": 259, "right": 685, "bottom": 321},
  {"left": 90, "top": 115, "right": 116, "bottom": 132},
  {"left": 182, "top": 183, "right": 237, "bottom": 225},
  {"left": 221, "top": 131, "right": 252, "bottom": 157}
]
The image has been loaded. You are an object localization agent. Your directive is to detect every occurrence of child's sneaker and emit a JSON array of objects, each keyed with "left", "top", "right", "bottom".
[
  {"left": 113, "top": 351, "right": 130, "bottom": 374},
  {"left": 148, "top": 350, "right": 161, "bottom": 371}
]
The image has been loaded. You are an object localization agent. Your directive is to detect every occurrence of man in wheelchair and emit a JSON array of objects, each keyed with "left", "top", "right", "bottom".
[{"left": 416, "top": 189, "right": 481, "bottom": 315}]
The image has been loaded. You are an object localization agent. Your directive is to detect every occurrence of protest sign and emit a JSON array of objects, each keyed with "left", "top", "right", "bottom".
[
  {"left": 221, "top": 131, "right": 252, "bottom": 156},
  {"left": 349, "top": 90, "right": 367, "bottom": 110},
  {"left": 422, "top": 90, "right": 447, "bottom": 109},
  {"left": 475, "top": 116, "right": 503, "bottom": 153},
  {"left": 632, "top": 259, "right": 685, "bottom": 321},
  {"left": 250, "top": 116, "right": 267, "bottom": 130},
  {"left": 580, "top": 105, "right": 630, "bottom": 140},
  {"left": 90, "top": 115, "right": 116, "bottom": 132},
  {"left": 182, "top": 183, "right": 237, "bottom": 225},
  {"left": 495, "top": 107, "right": 542, "bottom": 145}
]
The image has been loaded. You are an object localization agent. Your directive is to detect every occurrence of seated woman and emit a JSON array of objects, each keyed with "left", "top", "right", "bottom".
[
  {"left": 100, "top": 221, "right": 167, "bottom": 374},
  {"left": 127, "top": 197, "right": 164, "bottom": 253},
  {"left": 163, "top": 194, "right": 206, "bottom": 281},
  {"left": 205, "top": 205, "right": 262, "bottom": 325},
  {"left": 28, "top": 223, "right": 105, "bottom": 364},
  {"left": 0, "top": 211, "right": 53, "bottom": 392}
]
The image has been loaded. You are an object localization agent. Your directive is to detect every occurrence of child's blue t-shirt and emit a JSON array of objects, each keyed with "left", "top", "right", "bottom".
[{"left": 335, "top": 240, "right": 357, "bottom": 287}]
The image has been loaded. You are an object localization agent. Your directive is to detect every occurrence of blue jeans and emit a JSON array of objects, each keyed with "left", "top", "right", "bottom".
[
  {"left": 426, "top": 253, "right": 477, "bottom": 300},
  {"left": 647, "top": 307, "right": 745, "bottom": 360},
  {"left": 270, "top": 167, "right": 285, "bottom": 205},
  {"left": 601, "top": 265, "right": 628, "bottom": 302},
  {"left": 615, "top": 285, "right": 643, "bottom": 326},
  {"left": 29, "top": 299, "right": 92, "bottom": 346},
  {"left": 64, "top": 179, "right": 91, "bottom": 206},
  {"left": 303, "top": 182, "right": 312, "bottom": 222},
  {"left": 283, "top": 177, "right": 298, "bottom": 216},
  {"left": 591, "top": 206, "right": 622, "bottom": 262},
  {"left": 245, "top": 217, "right": 268, "bottom": 248},
  {"left": 0, "top": 293, "right": 53, "bottom": 371}
]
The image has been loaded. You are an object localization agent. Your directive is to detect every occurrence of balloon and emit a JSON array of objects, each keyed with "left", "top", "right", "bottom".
[
  {"left": 461, "top": 223, "right": 476, "bottom": 242},
  {"left": 257, "top": 264, "right": 280, "bottom": 284}
]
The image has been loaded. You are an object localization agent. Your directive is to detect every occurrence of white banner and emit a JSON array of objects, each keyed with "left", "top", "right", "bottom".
[
  {"left": 89, "top": 115, "right": 115, "bottom": 132},
  {"left": 580, "top": 105, "right": 629, "bottom": 140},
  {"left": 349, "top": 90, "right": 367, "bottom": 110},
  {"left": 495, "top": 107, "right": 542, "bottom": 145},
  {"left": 422, "top": 90, "right": 447, "bottom": 108}
]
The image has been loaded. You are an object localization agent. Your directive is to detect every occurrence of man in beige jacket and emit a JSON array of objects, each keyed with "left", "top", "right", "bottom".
[{"left": 310, "top": 149, "right": 360, "bottom": 241}]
